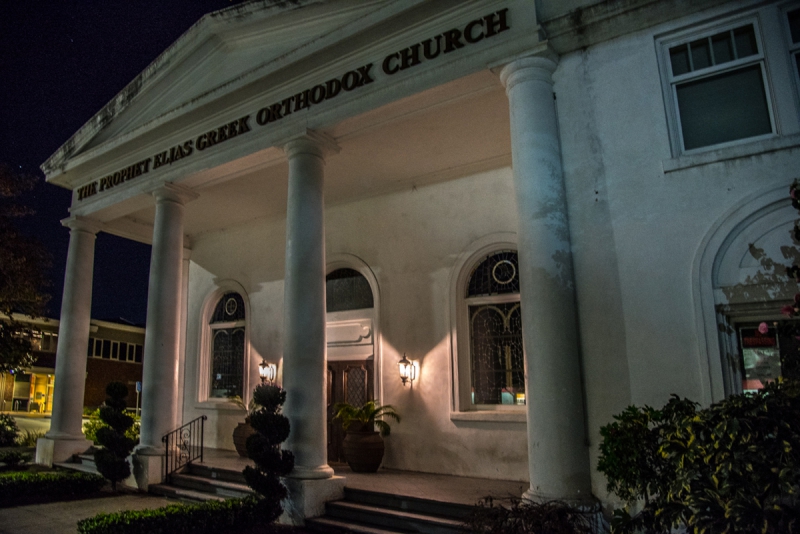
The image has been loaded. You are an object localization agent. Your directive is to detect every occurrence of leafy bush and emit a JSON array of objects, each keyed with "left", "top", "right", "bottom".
[
  {"left": 466, "top": 497, "right": 599, "bottom": 534},
  {"left": 333, "top": 399, "right": 400, "bottom": 436},
  {"left": 0, "top": 470, "right": 104, "bottom": 507},
  {"left": 243, "top": 384, "right": 294, "bottom": 524},
  {"left": 0, "top": 414, "right": 19, "bottom": 446},
  {"left": 598, "top": 379, "right": 800, "bottom": 533},
  {"left": 16, "top": 429, "right": 45, "bottom": 447},
  {"left": 0, "top": 449, "right": 31, "bottom": 467},
  {"left": 93, "top": 382, "right": 136, "bottom": 489},
  {"left": 77, "top": 495, "right": 269, "bottom": 534},
  {"left": 84, "top": 409, "right": 140, "bottom": 444}
]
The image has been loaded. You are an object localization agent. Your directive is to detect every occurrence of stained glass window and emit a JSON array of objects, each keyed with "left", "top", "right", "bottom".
[
  {"left": 467, "top": 250, "right": 525, "bottom": 406},
  {"left": 466, "top": 250, "right": 520, "bottom": 297},
  {"left": 209, "top": 292, "right": 245, "bottom": 399},
  {"left": 326, "top": 268, "right": 374, "bottom": 312}
]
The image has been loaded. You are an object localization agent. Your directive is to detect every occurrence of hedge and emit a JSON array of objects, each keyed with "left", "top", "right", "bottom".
[
  {"left": 77, "top": 495, "right": 273, "bottom": 534},
  {"left": 0, "top": 470, "right": 105, "bottom": 507}
]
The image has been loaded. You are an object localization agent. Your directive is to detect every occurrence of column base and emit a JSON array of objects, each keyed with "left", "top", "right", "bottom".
[
  {"left": 290, "top": 464, "right": 336, "bottom": 479},
  {"left": 280, "top": 476, "right": 346, "bottom": 525},
  {"left": 35, "top": 436, "right": 92, "bottom": 466},
  {"left": 127, "top": 451, "right": 165, "bottom": 491}
]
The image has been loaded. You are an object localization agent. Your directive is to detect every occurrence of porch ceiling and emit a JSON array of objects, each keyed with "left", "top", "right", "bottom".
[{"left": 105, "top": 70, "right": 511, "bottom": 244}]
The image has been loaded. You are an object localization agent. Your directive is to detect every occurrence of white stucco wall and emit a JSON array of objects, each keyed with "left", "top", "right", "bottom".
[
  {"left": 182, "top": 166, "right": 530, "bottom": 481},
  {"left": 554, "top": 5, "right": 800, "bottom": 500}
]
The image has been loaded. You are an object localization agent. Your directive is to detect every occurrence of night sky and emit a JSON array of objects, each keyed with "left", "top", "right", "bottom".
[{"left": 1, "top": 1, "right": 238, "bottom": 326}]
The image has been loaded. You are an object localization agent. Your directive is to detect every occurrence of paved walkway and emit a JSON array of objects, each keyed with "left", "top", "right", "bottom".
[{"left": 0, "top": 493, "right": 173, "bottom": 534}]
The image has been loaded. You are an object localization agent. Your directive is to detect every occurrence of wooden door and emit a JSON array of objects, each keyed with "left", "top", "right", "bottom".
[{"left": 327, "top": 360, "right": 374, "bottom": 463}]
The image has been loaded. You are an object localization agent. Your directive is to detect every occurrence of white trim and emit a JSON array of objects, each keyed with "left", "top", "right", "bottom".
[
  {"left": 326, "top": 253, "right": 382, "bottom": 404},
  {"left": 196, "top": 280, "right": 251, "bottom": 407},
  {"left": 448, "top": 232, "right": 521, "bottom": 414}
]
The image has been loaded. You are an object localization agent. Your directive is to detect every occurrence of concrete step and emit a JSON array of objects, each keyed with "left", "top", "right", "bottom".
[
  {"left": 53, "top": 460, "right": 99, "bottom": 475},
  {"left": 168, "top": 472, "right": 253, "bottom": 499},
  {"left": 305, "top": 516, "right": 409, "bottom": 534},
  {"left": 149, "top": 483, "right": 227, "bottom": 503},
  {"left": 326, "top": 501, "right": 466, "bottom": 534},
  {"left": 185, "top": 462, "right": 247, "bottom": 484},
  {"left": 77, "top": 453, "right": 97, "bottom": 469},
  {"left": 344, "top": 488, "right": 474, "bottom": 521}
]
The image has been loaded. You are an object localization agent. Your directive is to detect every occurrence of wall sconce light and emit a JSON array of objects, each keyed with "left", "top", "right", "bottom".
[
  {"left": 259, "top": 360, "right": 277, "bottom": 385},
  {"left": 398, "top": 353, "right": 417, "bottom": 387}
]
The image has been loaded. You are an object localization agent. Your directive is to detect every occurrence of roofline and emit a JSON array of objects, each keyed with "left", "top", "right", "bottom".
[
  {"left": 1, "top": 313, "right": 145, "bottom": 334},
  {"left": 41, "top": 0, "right": 320, "bottom": 179}
]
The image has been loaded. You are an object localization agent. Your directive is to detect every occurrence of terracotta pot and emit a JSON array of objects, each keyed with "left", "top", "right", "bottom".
[
  {"left": 342, "top": 430, "right": 384, "bottom": 472},
  {"left": 233, "top": 421, "right": 256, "bottom": 457}
]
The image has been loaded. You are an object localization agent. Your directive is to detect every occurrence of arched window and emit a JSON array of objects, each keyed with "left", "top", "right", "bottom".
[
  {"left": 466, "top": 250, "right": 525, "bottom": 406},
  {"left": 209, "top": 292, "right": 245, "bottom": 399},
  {"left": 326, "top": 268, "right": 374, "bottom": 312}
]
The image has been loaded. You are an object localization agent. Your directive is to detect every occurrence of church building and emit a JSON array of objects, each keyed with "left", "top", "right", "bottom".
[{"left": 36, "top": 0, "right": 800, "bottom": 518}]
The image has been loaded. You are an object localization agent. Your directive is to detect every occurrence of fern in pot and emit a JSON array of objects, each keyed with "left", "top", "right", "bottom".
[{"left": 333, "top": 400, "right": 400, "bottom": 472}]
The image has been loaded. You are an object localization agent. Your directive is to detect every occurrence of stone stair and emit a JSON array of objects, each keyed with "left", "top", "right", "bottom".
[
  {"left": 305, "top": 487, "right": 472, "bottom": 534},
  {"left": 149, "top": 462, "right": 253, "bottom": 503},
  {"left": 54, "top": 451, "right": 99, "bottom": 475}
]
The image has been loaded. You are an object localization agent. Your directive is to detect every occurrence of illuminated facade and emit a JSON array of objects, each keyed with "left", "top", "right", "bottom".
[{"left": 36, "top": 0, "right": 800, "bottom": 518}]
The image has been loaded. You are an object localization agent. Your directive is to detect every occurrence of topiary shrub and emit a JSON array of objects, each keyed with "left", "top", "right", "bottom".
[
  {"left": 242, "top": 384, "right": 294, "bottom": 524},
  {"left": 0, "top": 414, "right": 19, "bottom": 447},
  {"left": 83, "top": 408, "right": 140, "bottom": 445},
  {"left": 93, "top": 382, "right": 136, "bottom": 490},
  {"left": 598, "top": 379, "right": 800, "bottom": 533}
]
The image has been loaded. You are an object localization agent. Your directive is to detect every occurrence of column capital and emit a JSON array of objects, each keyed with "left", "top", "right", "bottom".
[
  {"left": 150, "top": 183, "right": 199, "bottom": 205},
  {"left": 499, "top": 51, "right": 559, "bottom": 93},
  {"left": 60, "top": 215, "right": 103, "bottom": 235},
  {"left": 282, "top": 130, "right": 340, "bottom": 161}
]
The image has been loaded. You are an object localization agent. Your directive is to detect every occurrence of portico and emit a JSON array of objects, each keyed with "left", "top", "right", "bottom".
[{"left": 38, "top": 0, "right": 594, "bottom": 519}]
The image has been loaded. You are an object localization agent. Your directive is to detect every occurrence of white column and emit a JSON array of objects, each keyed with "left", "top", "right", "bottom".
[
  {"left": 282, "top": 132, "right": 338, "bottom": 480},
  {"left": 137, "top": 185, "right": 196, "bottom": 455},
  {"left": 36, "top": 216, "right": 100, "bottom": 465},
  {"left": 500, "top": 55, "right": 592, "bottom": 502}
]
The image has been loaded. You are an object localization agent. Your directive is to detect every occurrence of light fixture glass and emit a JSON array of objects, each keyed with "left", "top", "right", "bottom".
[
  {"left": 398, "top": 353, "right": 417, "bottom": 387},
  {"left": 259, "top": 360, "right": 277, "bottom": 384}
]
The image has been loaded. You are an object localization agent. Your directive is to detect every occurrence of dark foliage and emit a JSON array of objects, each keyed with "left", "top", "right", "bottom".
[
  {"left": 0, "top": 164, "right": 51, "bottom": 373},
  {"left": 0, "top": 414, "right": 19, "bottom": 446},
  {"left": 243, "top": 384, "right": 294, "bottom": 524},
  {"left": 466, "top": 496, "right": 599, "bottom": 534},
  {"left": 0, "top": 470, "right": 104, "bottom": 507},
  {"left": 0, "top": 449, "right": 30, "bottom": 468},
  {"left": 93, "top": 382, "right": 135, "bottom": 489},
  {"left": 77, "top": 495, "right": 269, "bottom": 534},
  {"left": 598, "top": 380, "right": 800, "bottom": 533}
]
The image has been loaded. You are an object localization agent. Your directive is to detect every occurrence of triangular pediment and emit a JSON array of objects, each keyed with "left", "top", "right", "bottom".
[{"left": 44, "top": 0, "right": 415, "bottom": 174}]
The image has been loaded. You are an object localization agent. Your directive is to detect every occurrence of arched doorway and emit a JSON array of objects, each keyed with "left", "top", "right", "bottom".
[{"left": 325, "top": 267, "right": 376, "bottom": 463}]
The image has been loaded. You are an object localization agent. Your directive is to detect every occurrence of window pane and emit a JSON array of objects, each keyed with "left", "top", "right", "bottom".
[
  {"left": 102, "top": 340, "right": 111, "bottom": 359},
  {"left": 134, "top": 345, "right": 143, "bottom": 363},
  {"left": 677, "top": 65, "right": 771, "bottom": 150},
  {"left": 467, "top": 251, "right": 520, "bottom": 297},
  {"left": 469, "top": 302, "right": 525, "bottom": 405},
  {"left": 210, "top": 328, "right": 244, "bottom": 398},
  {"left": 326, "top": 269, "right": 374, "bottom": 312},
  {"left": 733, "top": 25, "right": 757, "bottom": 58},
  {"left": 87, "top": 338, "right": 93, "bottom": 357},
  {"left": 690, "top": 38, "right": 711, "bottom": 70},
  {"left": 210, "top": 293, "right": 245, "bottom": 323},
  {"left": 111, "top": 342, "right": 119, "bottom": 360},
  {"left": 119, "top": 343, "right": 128, "bottom": 361},
  {"left": 670, "top": 44, "right": 690, "bottom": 75},
  {"left": 738, "top": 325, "right": 782, "bottom": 393},
  {"left": 788, "top": 9, "right": 800, "bottom": 44},
  {"left": 711, "top": 33, "right": 733, "bottom": 64}
]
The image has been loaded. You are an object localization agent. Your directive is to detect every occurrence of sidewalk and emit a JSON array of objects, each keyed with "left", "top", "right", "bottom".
[{"left": 0, "top": 492, "right": 173, "bottom": 534}]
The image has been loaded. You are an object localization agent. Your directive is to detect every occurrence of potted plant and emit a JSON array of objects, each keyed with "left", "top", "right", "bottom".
[
  {"left": 333, "top": 400, "right": 400, "bottom": 472},
  {"left": 228, "top": 395, "right": 257, "bottom": 457}
]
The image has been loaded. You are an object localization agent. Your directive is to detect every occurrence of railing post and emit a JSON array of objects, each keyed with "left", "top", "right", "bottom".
[{"left": 160, "top": 415, "right": 208, "bottom": 483}]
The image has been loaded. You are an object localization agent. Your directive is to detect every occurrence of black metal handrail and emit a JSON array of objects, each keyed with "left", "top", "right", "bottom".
[{"left": 162, "top": 415, "right": 207, "bottom": 483}]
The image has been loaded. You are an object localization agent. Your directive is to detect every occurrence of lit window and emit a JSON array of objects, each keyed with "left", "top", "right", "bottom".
[
  {"left": 664, "top": 21, "right": 774, "bottom": 152},
  {"left": 209, "top": 293, "right": 245, "bottom": 399},
  {"left": 465, "top": 251, "right": 525, "bottom": 406},
  {"left": 737, "top": 323, "right": 786, "bottom": 393}
]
